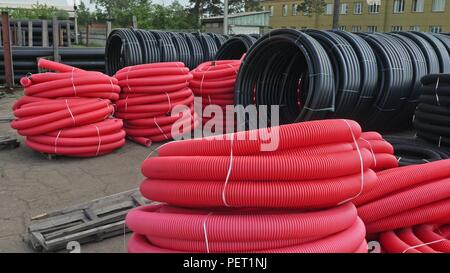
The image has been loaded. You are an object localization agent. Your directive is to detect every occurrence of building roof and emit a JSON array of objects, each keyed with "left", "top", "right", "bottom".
[
  {"left": 0, "top": 0, "right": 74, "bottom": 11},
  {"left": 201, "top": 11, "right": 271, "bottom": 22}
]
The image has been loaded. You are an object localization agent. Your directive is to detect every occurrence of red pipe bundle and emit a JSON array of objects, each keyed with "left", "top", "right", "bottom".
[
  {"left": 355, "top": 132, "right": 398, "bottom": 172},
  {"left": 379, "top": 223, "right": 450, "bottom": 253},
  {"left": 114, "top": 62, "right": 197, "bottom": 146},
  {"left": 190, "top": 60, "right": 240, "bottom": 128},
  {"left": 127, "top": 119, "right": 373, "bottom": 253},
  {"left": 11, "top": 59, "right": 125, "bottom": 157},
  {"left": 354, "top": 160, "right": 450, "bottom": 235}
]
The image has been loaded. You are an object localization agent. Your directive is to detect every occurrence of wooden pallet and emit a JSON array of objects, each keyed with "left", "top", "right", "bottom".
[
  {"left": 25, "top": 189, "right": 150, "bottom": 252},
  {"left": 0, "top": 135, "right": 20, "bottom": 150}
]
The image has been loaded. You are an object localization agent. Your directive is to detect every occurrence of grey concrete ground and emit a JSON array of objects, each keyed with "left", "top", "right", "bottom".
[{"left": 0, "top": 94, "right": 155, "bottom": 253}]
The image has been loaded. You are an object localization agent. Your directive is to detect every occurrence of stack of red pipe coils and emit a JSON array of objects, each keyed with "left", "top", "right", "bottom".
[
  {"left": 354, "top": 160, "right": 450, "bottom": 252},
  {"left": 127, "top": 119, "right": 376, "bottom": 253},
  {"left": 354, "top": 132, "right": 398, "bottom": 172},
  {"left": 114, "top": 62, "right": 197, "bottom": 146},
  {"left": 190, "top": 60, "right": 241, "bottom": 131},
  {"left": 11, "top": 59, "right": 125, "bottom": 157},
  {"left": 379, "top": 223, "right": 450, "bottom": 253}
]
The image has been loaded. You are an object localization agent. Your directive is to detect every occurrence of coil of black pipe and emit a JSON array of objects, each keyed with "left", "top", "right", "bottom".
[
  {"left": 105, "top": 28, "right": 143, "bottom": 75},
  {"left": 414, "top": 74, "right": 450, "bottom": 147},
  {"left": 134, "top": 29, "right": 161, "bottom": 64},
  {"left": 179, "top": 32, "right": 204, "bottom": 69},
  {"left": 215, "top": 34, "right": 258, "bottom": 60},
  {"left": 235, "top": 29, "right": 335, "bottom": 126},
  {"left": 105, "top": 29, "right": 229, "bottom": 75},
  {"left": 304, "top": 30, "right": 361, "bottom": 118},
  {"left": 411, "top": 31, "right": 450, "bottom": 73},
  {"left": 194, "top": 33, "right": 219, "bottom": 61},
  {"left": 384, "top": 135, "right": 449, "bottom": 166},
  {"left": 386, "top": 33, "right": 428, "bottom": 128},
  {"left": 331, "top": 30, "right": 378, "bottom": 121},
  {"left": 433, "top": 33, "right": 450, "bottom": 55},
  {"left": 355, "top": 32, "right": 413, "bottom": 130}
]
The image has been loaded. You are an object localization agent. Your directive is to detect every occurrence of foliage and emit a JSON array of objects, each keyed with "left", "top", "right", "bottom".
[
  {"left": 0, "top": 4, "right": 69, "bottom": 20},
  {"left": 296, "top": 0, "right": 327, "bottom": 16}
]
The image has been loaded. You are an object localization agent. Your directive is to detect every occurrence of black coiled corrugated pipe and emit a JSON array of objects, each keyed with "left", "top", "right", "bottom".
[
  {"left": 105, "top": 28, "right": 143, "bottom": 75},
  {"left": 215, "top": 34, "right": 258, "bottom": 60},
  {"left": 235, "top": 29, "right": 335, "bottom": 126}
]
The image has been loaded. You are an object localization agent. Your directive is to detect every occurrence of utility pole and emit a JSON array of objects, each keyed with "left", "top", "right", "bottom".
[
  {"left": 223, "top": 0, "right": 229, "bottom": 35},
  {"left": 332, "top": 0, "right": 340, "bottom": 29},
  {"left": 1, "top": 12, "right": 14, "bottom": 90}
]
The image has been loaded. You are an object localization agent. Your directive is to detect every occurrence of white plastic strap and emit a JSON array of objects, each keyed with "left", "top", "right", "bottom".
[
  {"left": 304, "top": 106, "right": 335, "bottom": 112},
  {"left": 165, "top": 92, "right": 172, "bottom": 113},
  {"left": 94, "top": 125, "right": 101, "bottom": 156},
  {"left": 360, "top": 138, "right": 377, "bottom": 167},
  {"left": 126, "top": 66, "right": 132, "bottom": 92},
  {"left": 65, "top": 99, "right": 76, "bottom": 125},
  {"left": 435, "top": 76, "right": 441, "bottom": 106},
  {"left": 124, "top": 96, "right": 129, "bottom": 119},
  {"left": 71, "top": 68, "right": 77, "bottom": 96},
  {"left": 397, "top": 156, "right": 402, "bottom": 163},
  {"left": 202, "top": 212, "right": 213, "bottom": 253},
  {"left": 154, "top": 117, "right": 168, "bottom": 139},
  {"left": 54, "top": 130, "right": 62, "bottom": 154},
  {"left": 221, "top": 135, "right": 234, "bottom": 207},
  {"left": 438, "top": 136, "right": 442, "bottom": 148},
  {"left": 338, "top": 120, "right": 364, "bottom": 205},
  {"left": 402, "top": 239, "right": 446, "bottom": 253}
]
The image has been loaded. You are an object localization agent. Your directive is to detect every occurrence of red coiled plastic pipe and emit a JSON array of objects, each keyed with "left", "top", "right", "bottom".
[
  {"left": 353, "top": 132, "right": 397, "bottom": 172},
  {"left": 126, "top": 203, "right": 367, "bottom": 253},
  {"left": 379, "top": 223, "right": 450, "bottom": 253},
  {"left": 20, "top": 59, "right": 120, "bottom": 101},
  {"left": 128, "top": 119, "right": 373, "bottom": 253},
  {"left": 354, "top": 160, "right": 450, "bottom": 234},
  {"left": 11, "top": 60, "right": 125, "bottom": 157},
  {"left": 114, "top": 62, "right": 197, "bottom": 146},
  {"left": 190, "top": 60, "right": 241, "bottom": 127}
]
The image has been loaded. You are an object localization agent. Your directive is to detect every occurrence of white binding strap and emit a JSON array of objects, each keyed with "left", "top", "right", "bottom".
[
  {"left": 94, "top": 125, "right": 101, "bottom": 156},
  {"left": 338, "top": 120, "right": 364, "bottom": 205},
  {"left": 202, "top": 212, "right": 213, "bottom": 253},
  {"left": 221, "top": 135, "right": 234, "bottom": 207},
  {"left": 65, "top": 99, "right": 76, "bottom": 125},
  {"left": 54, "top": 130, "right": 63, "bottom": 154},
  {"left": 402, "top": 238, "right": 446, "bottom": 253}
]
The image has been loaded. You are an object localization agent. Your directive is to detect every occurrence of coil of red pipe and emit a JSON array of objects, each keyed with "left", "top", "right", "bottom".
[
  {"left": 354, "top": 132, "right": 398, "bottom": 172},
  {"left": 114, "top": 62, "right": 198, "bottom": 146},
  {"left": 128, "top": 119, "right": 372, "bottom": 253},
  {"left": 379, "top": 223, "right": 450, "bottom": 253},
  {"left": 190, "top": 60, "right": 241, "bottom": 128},
  {"left": 354, "top": 160, "right": 450, "bottom": 234},
  {"left": 11, "top": 59, "right": 125, "bottom": 157}
]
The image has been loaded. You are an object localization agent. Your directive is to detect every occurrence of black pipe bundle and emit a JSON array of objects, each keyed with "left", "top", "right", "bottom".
[
  {"left": 235, "top": 29, "right": 335, "bottom": 125},
  {"left": 215, "top": 34, "right": 258, "bottom": 60},
  {"left": 105, "top": 29, "right": 229, "bottom": 75},
  {"left": 384, "top": 135, "right": 449, "bottom": 166},
  {"left": 0, "top": 47, "right": 105, "bottom": 84},
  {"left": 414, "top": 74, "right": 450, "bottom": 147},
  {"left": 235, "top": 30, "right": 449, "bottom": 132}
]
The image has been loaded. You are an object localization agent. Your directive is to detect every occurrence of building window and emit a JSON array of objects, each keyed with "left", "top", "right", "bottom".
[
  {"left": 432, "top": 0, "right": 446, "bottom": 12},
  {"left": 352, "top": 25, "right": 362, "bottom": 32},
  {"left": 410, "top": 25, "right": 420, "bottom": 31},
  {"left": 367, "top": 25, "right": 378, "bottom": 32},
  {"left": 392, "top": 26, "right": 403, "bottom": 31},
  {"left": 368, "top": 2, "right": 380, "bottom": 13},
  {"left": 339, "top": 26, "right": 347, "bottom": 30},
  {"left": 354, "top": 2, "right": 363, "bottom": 14},
  {"left": 268, "top": 6, "right": 274, "bottom": 16},
  {"left": 340, "top": 3, "right": 348, "bottom": 14},
  {"left": 282, "top": 5, "right": 288, "bottom": 16},
  {"left": 325, "top": 3, "right": 333, "bottom": 15},
  {"left": 412, "top": 0, "right": 424, "bottom": 12},
  {"left": 430, "top": 26, "right": 442, "bottom": 33},
  {"left": 393, "top": 0, "right": 405, "bottom": 13},
  {"left": 292, "top": 4, "right": 298, "bottom": 16}
]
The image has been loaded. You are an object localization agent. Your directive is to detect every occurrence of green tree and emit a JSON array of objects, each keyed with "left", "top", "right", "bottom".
[
  {"left": 94, "top": 0, "right": 153, "bottom": 27},
  {"left": 296, "top": 0, "right": 326, "bottom": 16},
  {"left": 0, "top": 4, "right": 69, "bottom": 20}
]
